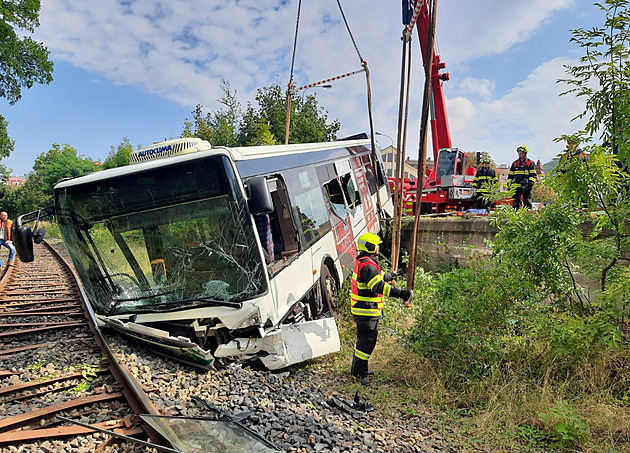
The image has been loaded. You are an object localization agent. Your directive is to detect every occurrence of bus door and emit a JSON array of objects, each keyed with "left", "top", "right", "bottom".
[
  {"left": 277, "top": 168, "right": 333, "bottom": 317},
  {"left": 317, "top": 164, "right": 355, "bottom": 280},
  {"left": 334, "top": 160, "right": 367, "bottom": 239}
]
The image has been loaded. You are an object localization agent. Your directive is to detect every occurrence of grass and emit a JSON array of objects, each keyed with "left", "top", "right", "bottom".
[{"left": 299, "top": 281, "right": 630, "bottom": 453}]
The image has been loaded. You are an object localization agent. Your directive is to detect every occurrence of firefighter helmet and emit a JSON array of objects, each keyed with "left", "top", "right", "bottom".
[
  {"left": 481, "top": 156, "right": 491, "bottom": 164},
  {"left": 517, "top": 145, "right": 529, "bottom": 154},
  {"left": 357, "top": 232, "right": 382, "bottom": 254}
]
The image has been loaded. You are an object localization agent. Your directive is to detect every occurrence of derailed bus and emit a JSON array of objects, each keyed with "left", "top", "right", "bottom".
[{"left": 14, "top": 137, "right": 391, "bottom": 370}]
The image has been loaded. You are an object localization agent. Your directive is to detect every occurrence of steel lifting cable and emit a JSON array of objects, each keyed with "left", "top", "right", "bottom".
[
  {"left": 391, "top": 31, "right": 414, "bottom": 272},
  {"left": 285, "top": 0, "right": 303, "bottom": 144},
  {"left": 335, "top": 0, "right": 382, "bottom": 212},
  {"left": 391, "top": 1, "right": 425, "bottom": 271}
]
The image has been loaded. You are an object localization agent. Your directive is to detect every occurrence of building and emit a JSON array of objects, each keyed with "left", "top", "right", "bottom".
[
  {"left": 380, "top": 146, "right": 434, "bottom": 181},
  {"left": 6, "top": 176, "right": 26, "bottom": 187}
]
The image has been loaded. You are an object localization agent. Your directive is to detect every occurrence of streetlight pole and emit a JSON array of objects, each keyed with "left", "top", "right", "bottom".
[
  {"left": 376, "top": 130, "right": 404, "bottom": 271},
  {"left": 301, "top": 84, "right": 332, "bottom": 100},
  {"left": 375, "top": 131, "right": 394, "bottom": 176}
]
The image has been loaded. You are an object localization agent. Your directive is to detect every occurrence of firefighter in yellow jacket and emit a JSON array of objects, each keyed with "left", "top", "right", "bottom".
[{"left": 350, "top": 232, "right": 412, "bottom": 385}]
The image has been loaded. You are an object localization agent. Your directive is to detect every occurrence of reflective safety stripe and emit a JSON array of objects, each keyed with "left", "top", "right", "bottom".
[
  {"left": 354, "top": 348, "right": 370, "bottom": 360},
  {"left": 351, "top": 306, "right": 382, "bottom": 317},
  {"left": 367, "top": 274, "right": 383, "bottom": 289},
  {"left": 351, "top": 294, "right": 382, "bottom": 303},
  {"left": 351, "top": 255, "right": 385, "bottom": 318}
]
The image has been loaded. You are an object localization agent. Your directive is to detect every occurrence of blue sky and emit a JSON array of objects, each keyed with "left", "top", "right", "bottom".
[{"left": 1, "top": 0, "right": 605, "bottom": 176}]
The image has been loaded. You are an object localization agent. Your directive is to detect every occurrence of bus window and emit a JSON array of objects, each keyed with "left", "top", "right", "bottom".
[
  {"left": 266, "top": 177, "right": 297, "bottom": 260},
  {"left": 340, "top": 173, "right": 361, "bottom": 210},
  {"left": 365, "top": 170, "right": 377, "bottom": 195},
  {"left": 284, "top": 167, "right": 331, "bottom": 248}
]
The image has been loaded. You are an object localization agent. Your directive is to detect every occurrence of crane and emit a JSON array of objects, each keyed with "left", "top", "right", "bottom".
[{"left": 400, "top": 0, "right": 479, "bottom": 214}]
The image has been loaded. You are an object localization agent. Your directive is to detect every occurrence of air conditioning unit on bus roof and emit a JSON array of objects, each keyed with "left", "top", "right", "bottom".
[{"left": 129, "top": 138, "right": 212, "bottom": 164}]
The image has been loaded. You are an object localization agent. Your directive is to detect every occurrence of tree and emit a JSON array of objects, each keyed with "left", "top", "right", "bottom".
[
  {"left": 183, "top": 82, "right": 340, "bottom": 146},
  {"left": 240, "top": 85, "right": 340, "bottom": 145},
  {"left": 556, "top": 2, "right": 630, "bottom": 291},
  {"left": 182, "top": 80, "right": 241, "bottom": 146},
  {"left": 0, "top": 116, "right": 15, "bottom": 159},
  {"left": 0, "top": 0, "right": 54, "bottom": 158},
  {"left": 559, "top": 0, "right": 630, "bottom": 167},
  {"left": 32, "top": 143, "right": 97, "bottom": 196},
  {"left": 104, "top": 137, "right": 134, "bottom": 169}
]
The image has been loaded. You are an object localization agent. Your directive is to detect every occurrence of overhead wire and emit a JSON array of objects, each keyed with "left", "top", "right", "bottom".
[
  {"left": 335, "top": 0, "right": 382, "bottom": 212},
  {"left": 284, "top": 0, "right": 302, "bottom": 144}
]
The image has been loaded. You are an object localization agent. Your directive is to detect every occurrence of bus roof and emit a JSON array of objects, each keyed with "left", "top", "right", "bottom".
[{"left": 54, "top": 138, "right": 372, "bottom": 190}]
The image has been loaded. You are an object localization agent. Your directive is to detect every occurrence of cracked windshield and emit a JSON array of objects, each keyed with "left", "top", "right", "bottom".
[{"left": 56, "top": 156, "right": 266, "bottom": 315}]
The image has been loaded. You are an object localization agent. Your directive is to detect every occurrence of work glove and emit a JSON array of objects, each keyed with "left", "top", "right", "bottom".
[
  {"left": 383, "top": 271, "right": 396, "bottom": 282},
  {"left": 399, "top": 290, "right": 414, "bottom": 307}
]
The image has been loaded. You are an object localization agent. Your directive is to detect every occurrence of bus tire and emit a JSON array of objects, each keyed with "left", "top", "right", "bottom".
[{"left": 320, "top": 265, "right": 338, "bottom": 318}]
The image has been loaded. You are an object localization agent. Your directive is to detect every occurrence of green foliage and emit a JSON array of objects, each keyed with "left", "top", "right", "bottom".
[
  {"left": 559, "top": 0, "right": 630, "bottom": 168},
  {"left": 492, "top": 202, "right": 583, "bottom": 302},
  {"left": 32, "top": 143, "right": 97, "bottom": 195},
  {"left": 0, "top": 0, "right": 53, "bottom": 159},
  {"left": 538, "top": 401, "right": 591, "bottom": 448},
  {"left": 0, "top": 115, "right": 15, "bottom": 159},
  {"left": 104, "top": 137, "right": 133, "bottom": 169},
  {"left": 517, "top": 424, "right": 553, "bottom": 450},
  {"left": 0, "top": 0, "right": 54, "bottom": 106},
  {"left": 184, "top": 82, "right": 340, "bottom": 146},
  {"left": 26, "top": 360, "right": 47, "bottom": 372},
  {"left": 407, "top": 261, "right": 538, "bottom": 382}
]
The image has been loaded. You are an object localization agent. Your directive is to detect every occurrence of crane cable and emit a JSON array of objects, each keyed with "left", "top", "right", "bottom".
[
  {"left": 284, "top": 0, "right": 302, "bottom": 144},
  {"left": 390, "top": 29, "right": 414, "bottom": 273},
  {"left": 335, "top": 0, "right": 382, "bottom": 213},
  {"left": 391, "top": 1, "right": 425, "bottom": 272},
  {"left": 407, "top": 0, "right": 439, "bottom": 291}
]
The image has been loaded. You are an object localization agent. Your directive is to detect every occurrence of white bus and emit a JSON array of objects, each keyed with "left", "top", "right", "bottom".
[{"left": 14, "top": 137, "right": 392, "bottom": 370}]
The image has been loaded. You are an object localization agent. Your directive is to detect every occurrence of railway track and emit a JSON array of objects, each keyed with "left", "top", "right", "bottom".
[{"left": 0, "top": 242, "right": 168, "bottom": 451}]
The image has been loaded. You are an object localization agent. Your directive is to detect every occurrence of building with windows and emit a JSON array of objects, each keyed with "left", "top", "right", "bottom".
[{"left": 380, "top": 145, "right": 434, "bottom": 181}]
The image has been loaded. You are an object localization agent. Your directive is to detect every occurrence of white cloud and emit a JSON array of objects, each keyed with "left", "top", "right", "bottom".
[
  {"left": 19, "top": 0, "right": 590, "bottom": 172},
  {"left": 437, "top": 0, "right": 576, "bottom": 63},
  {"left": 458, "top": 78, "right": 495, "bottom": 98},
  {"left": 448, "top": 57, "right": 586, "bottom": 166}
]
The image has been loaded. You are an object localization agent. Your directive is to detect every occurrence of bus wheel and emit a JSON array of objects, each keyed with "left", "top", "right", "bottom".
[{"left": 320, "top": 266, "right": 338, "bottom": 318}]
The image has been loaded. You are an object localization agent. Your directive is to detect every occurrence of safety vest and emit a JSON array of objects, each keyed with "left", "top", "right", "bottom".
[
  {"left": 0, "top": 219, "right": 12, "bottom": 241},
  {"left": 508, "top": 158, "right": 536, "bottom": 188},
  {"left": 474, "top": 167, "right": 497, "bottom": 195},
  {"left": 350, "top": 255, "right": 386, "bottom": 318},
  {"left": 403, "top": 194, "right": 415, "bottom": 216}
]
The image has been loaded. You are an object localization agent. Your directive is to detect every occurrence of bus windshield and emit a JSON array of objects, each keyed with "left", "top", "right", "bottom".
[{"left": 54, "top": 155, "right": 266, "bottom": 315}]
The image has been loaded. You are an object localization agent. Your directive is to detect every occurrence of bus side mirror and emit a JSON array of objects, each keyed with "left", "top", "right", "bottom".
[
  {"left": 13, "top": 222, "right": 34, "bottom": 263},
  {"left": 247, "top": 176, "right": 274, "bottom": 214},
  {"left": 33, "top": 229, "right": 47, "bottom": 244},
  {"left": 12, "top": 212, "right": 49, "bottom": 263}
]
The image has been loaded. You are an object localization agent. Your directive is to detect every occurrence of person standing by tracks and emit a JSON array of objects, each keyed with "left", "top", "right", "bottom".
[
  {"left": 0, "top": 211, "right": 16, "bottom": 267},
  {"left": 350, "top": 233, "right": 412, "bottom": 385}
]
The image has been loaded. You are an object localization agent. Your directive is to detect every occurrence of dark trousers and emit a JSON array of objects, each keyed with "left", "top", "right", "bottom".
[
  {"left": 513, "top": 187, "right": 532, "bottom": 209},
  {"left": 351, "top": 316, "right": 379, "bottom": 377},
  {"left": 474, "top": 193, "right": 491, "bottom": 210}
]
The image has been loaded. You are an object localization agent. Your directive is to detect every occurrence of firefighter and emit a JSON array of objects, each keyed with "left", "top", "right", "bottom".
[
  {"left": 350, "top": 232, "right": 412, "bottom": 385},
  {"left": 507, "top": 145, "right": 536, "bottom": 209},
  {"left": 403, "top": 193, "right": 415, "bottom": 216},
  {"left": 473, "top": 156, "right": 497, "bottom": 210}
]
